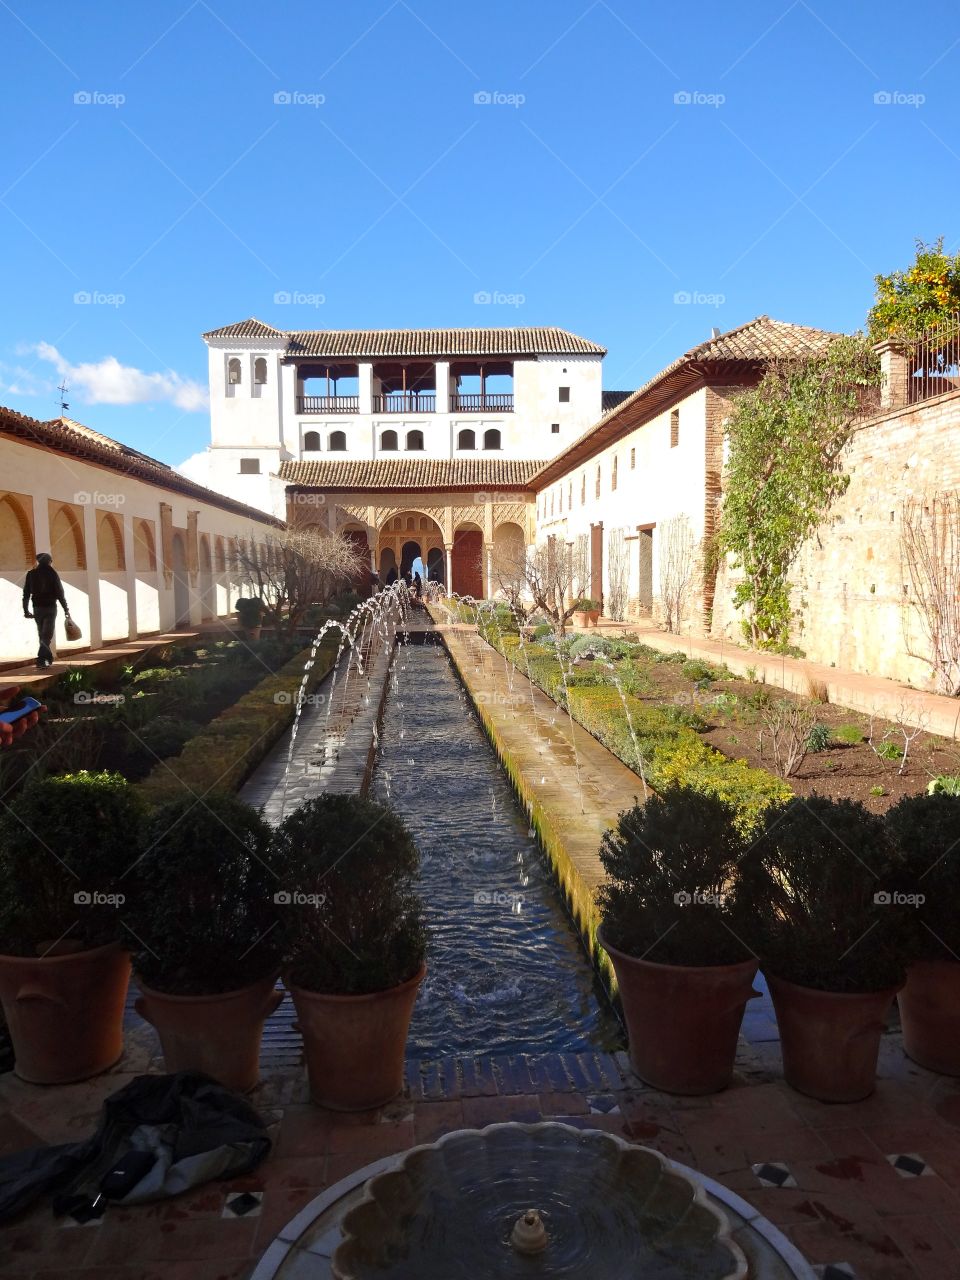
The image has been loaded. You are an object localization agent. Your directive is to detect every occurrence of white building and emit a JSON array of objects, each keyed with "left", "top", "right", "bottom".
[
  {"left": 200, "top": 320, "right": 606, "bottom": 516},
  {"left": 0, "top": 406, "right": 282, "bottom": 664}
]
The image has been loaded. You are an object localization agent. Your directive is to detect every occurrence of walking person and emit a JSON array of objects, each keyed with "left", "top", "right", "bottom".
[{"left": 22, "top": 553, "right": 69, "bottom": 669}]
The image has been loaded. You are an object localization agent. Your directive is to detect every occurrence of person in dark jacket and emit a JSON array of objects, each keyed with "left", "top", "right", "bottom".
[{"left": 23, "top": 553, "right": 68, "bottom": 669}]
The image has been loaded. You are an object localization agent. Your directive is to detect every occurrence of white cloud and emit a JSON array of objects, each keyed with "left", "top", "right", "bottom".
[
  {"left": 29, "top": 342, "right": 208, "bottom": 412},
  {"left": 175, "top": 451, "right": 211, "bottom": 486}
]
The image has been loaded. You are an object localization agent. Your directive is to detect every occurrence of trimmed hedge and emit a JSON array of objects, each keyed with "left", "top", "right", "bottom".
[
  {"left": 136, "top": 638, "right": 339, "bottom": 808},
  {"left": 497, "top": 635, "right": 790, "bottom": 832}
]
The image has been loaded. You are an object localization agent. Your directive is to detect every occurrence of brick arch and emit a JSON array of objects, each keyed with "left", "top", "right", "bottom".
[
  {"left": 0, "top": 492, "right": 34, "bottom": 570},
  {"left": 49, "top": 503, "right": 86, "bottom": 570},
  {"left": 96, "top": 511, "right": 125, "bottom": 571}
]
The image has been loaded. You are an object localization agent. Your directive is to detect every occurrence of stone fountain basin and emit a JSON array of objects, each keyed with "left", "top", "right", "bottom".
[{"left": 332, "top": 1122, "right": 747, "bottom": 1279}]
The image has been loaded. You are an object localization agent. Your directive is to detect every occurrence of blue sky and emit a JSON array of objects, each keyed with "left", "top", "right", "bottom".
[{"left": 0, "top": 1, "right": 956, "bottom": 467}]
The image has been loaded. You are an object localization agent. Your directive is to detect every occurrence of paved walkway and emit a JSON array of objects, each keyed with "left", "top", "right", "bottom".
[{"left": 594, "top": 620, "right": 960, "bottom": 740}]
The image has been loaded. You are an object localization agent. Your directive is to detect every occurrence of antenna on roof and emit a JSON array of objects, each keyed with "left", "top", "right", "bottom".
[
  {"left": 710, "top": 327, "right": 720, "bottom": 339},
  {"left": 57, "top": 380, "right": 69, "bottom": 416}
]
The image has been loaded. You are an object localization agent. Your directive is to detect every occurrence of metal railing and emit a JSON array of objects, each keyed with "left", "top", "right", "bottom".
[
  {"left": 297, "top": 395, "right": 359, "bottom": 414},
  {"left": 908, "top": 312, "right": 960, "bottom": 404}
]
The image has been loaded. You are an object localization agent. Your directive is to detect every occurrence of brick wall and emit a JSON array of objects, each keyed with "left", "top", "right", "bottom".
[{"left": 710, "top": 388, "right": 960, "bottom": 688}]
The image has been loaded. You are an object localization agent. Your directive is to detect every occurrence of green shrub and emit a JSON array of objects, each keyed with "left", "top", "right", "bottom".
[
  {"left": 574, "top": 598, "right": 600, "bottom": 611},
  {"left": 569, "top": 634, "right": 615, "bottom": 661},
  {"left": 887, "top": 793, "right": 960, "bottom": 959},
  {"left": 741, "top": 795, "right": 909, "bottom": 992},
  {"left": 235, "top": 597, "right": 264, "bottom": 628},
  {"left": 653, "top": 650, "right": 686, "bottom": 664},
  {"left": 870, "top": 785, "right": 885, "bottom": 796},
  {"left": 598, "top": 787, "right": 753, "bottom": 966},
  {"left": 744, "top": 687, "right": 771, "bottom": 710},
  {"left": 0, "top": 771, "right": 144, "bottom": 954},
  {"left": 127, "top": 794, "right": 281, "bottom": 995},
  {"left": 833, "top": 723, "right": 864, "bottom": 745},
  {"left": 928, "top": 775, "right": 960, "bottom": 796},
  {"left": 681, "top": 659, "right": 721, "bottom": 684},
  {"left": 874, "top": 740, "right": 903, "bottom": 761},
  {"left": 532, "top": 623, "right": 553, "bottom": 640},
  {"left": 806, "top": 722, "right": 832, "bottom": 753},
  {"left": 130, "top": 715, "right": 200, "bottom": 761},
  {"left": 273, "top": 794, "right": 426, "bottom": 995},
  {"left": 662, "top": 704, "right": 709, "bottom": 732}
]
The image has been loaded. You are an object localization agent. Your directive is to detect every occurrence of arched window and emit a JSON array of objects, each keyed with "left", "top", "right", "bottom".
[
  {"left": 303, "top": 431, "right": 321, "bottom": 451},
  {"left": 612, "top": 456, "right": 618, "bottom": 491},
  {"left": 134, "top": 519, "right": 157, "bottom": 573},
  {"left": 96, "top": 513, "right": 125, "bottom": 572},
  {"left": 329, "top": 430, "right": 347, "bottom": 451},
  {"left": 227, "top": 357, "right": 242, "bottom": 385},
  {"left": 380, "top": 429, "right": 398, "bottom": 451},
  {"left": 457, "top": 428, "right": 476, "bottom": 450},
  {"left": 49, "top": 504, "right": 86, "bottom": 570},
  {"left": 483, "top": 428, "right": 501, "bottom": 450},
  {"left": 214, "top": 535, "right": 226, "bottom": 573},
  {"left": 406, "top": 429, "right": 424, "bottom": 451},
  {"left": 254, "top": 357, "right": 267, "bottom": 384},
  {"left": 0, "top": 493, "right": 34, "bottom": 570}
]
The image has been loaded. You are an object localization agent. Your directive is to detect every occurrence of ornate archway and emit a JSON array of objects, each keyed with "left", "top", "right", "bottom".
[{"left": 376, "top": 511, "right": 444, "bottom": 582}]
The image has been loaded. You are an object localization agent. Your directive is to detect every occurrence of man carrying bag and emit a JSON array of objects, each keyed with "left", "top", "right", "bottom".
[{"left": 23, "top": 552, "right": 77, "bottom": 668}]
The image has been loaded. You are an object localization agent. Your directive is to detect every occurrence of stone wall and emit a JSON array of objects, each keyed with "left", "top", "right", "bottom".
[{"left": 710, "top": 387, "right": 960, "bottom": 688}]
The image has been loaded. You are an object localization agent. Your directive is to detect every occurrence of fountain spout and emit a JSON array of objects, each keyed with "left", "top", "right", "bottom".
[{"left": 510, "top": 1208, "right": 548, "bottom": 1254}]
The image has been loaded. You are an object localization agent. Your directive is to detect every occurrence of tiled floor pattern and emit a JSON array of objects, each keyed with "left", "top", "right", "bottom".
[{"left": 2, "top": 1036, "right": 960, "bottom": 1279}]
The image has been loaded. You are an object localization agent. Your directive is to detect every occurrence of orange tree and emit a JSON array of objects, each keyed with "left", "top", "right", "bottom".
[{"left": 868, "top": 238, "right": 960, "bottom": 339}]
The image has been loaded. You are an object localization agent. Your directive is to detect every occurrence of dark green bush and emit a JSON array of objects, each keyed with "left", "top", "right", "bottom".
[
  {"left": 742, "top": 795, "right": 909, "bottom": 992},
  {"left": 874, "top": 739, "right": 903, "bottom": 762},
  {"left": 0, "top": 771, "right": 144, "bottom": 954},
  {"left": 598, "top": 787, "right": 754, "bottom": 966},
  {"left": 130, "top": 715, "right": 200, "bottom": 761},
  {"left": 806, "top": 722, "right": 832, "bottom": 753},
  {"left": 886, "top": 793, "right": 960, "bottom": 960},
  {"left": 681, "top": 659, "right": 721, "bottom": 684},
  {"left": 274, "top": 794, "right": 426, "bottom": 995},
  {"left": 127, "top": 793, "right": 281, "bottom": 995}
]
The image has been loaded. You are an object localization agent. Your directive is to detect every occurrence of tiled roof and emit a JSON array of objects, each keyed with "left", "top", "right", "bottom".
[
  {"left": 532, "top": 316, "right": 840, "bottom": 487},
  {"left": 201, "top": 318, "right": 287, "bottom": 340},
  {"left": 279, "top": 457, "right": 540, "bottom": 491},
  {"left": 0, "top": 406, "right": 282, "bottom": 526},
  {"left": 203, "top": 321, "right": 605, "bottom": 358}
]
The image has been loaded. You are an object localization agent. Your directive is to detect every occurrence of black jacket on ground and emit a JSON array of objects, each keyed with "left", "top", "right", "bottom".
[{"left": 22, "top": 565, "right": 67, "bottom": 612}]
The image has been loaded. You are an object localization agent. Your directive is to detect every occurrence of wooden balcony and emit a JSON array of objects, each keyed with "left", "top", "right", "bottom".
[
  {"left": 450, "top": 393, "right": 514, "bottom": 412},
  {"left": 297, "top": 395, "right": 359, "bottom": 414},
  {"left": 373, "top": 393, "right": 436, "bottom": 413}
]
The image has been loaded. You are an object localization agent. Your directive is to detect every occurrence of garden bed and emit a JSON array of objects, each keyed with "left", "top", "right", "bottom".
[{"left": 479, "top": 617, "right": 958, "bottom": 822}]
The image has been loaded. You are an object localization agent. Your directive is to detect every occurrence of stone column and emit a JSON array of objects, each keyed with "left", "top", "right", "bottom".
[
  {"left": 358, "top": 362, "right": 374, "bottom": 415},
  {"left": 484, "top": 543, "right": 494, "bottom": 598},
  {"left": 444, "top": 543, "right": 454, "bottom": 594},
  {"left": 82, "top": 500, "right": 103, "bottom": 648},
  {"left": 280, "top": 361, "right": 298, "bottom": 452},
  {"left": 875, "top": 339, "right": 910, "bottom": 411},
  {"left": 122, "top": 512, "right": 138, "bottom": 641},
  {"left": 434, "top": 360, "right": 450, "bottom": 414}
]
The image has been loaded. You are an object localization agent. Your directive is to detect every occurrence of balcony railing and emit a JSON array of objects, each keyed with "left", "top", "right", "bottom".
[
  {"left": 297, "top": 395, "right": 359, "bottom": 414},
  {"left": 451, "top": 393, "right": 514, "bottom": 412},
  {"left": 373, "top": 393, "right": 436, "bottom": 413}
]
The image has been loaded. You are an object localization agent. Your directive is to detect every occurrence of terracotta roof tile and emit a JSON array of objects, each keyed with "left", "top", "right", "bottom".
[
  {"left": 279, "top": 457, "right": 539, "bottom": 491},
  {"left": 203, "top": 322, "right": 605, "bottom": 358},
  {"left": 0, "top": 406, "right": 282, "bottom": 526}
]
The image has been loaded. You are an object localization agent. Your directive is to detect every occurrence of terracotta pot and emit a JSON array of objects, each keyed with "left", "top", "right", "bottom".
[
  {"left": 135, "top": 973, "right": 283, "bottom": 1093},
  {"left": 0, "top": 942, "right": 130, "bottom": 1084},
  {"left": 766, "top": 972, "right": 901, "bottom": 1102},
  {"left": 599, "top": 931, "right": 759, "bottom": 1095},
  {"left": 573, "top": 612, "right": 589, "bottom": 629},
  {"left": 587, "top": 609, "right": 601, "bottom": 628},
  {"left": 287, "top": 964, "right": 425, "bottom": 1111},
  {"left": 899, "top": 960, "right": 960, "bottom": 1076}
]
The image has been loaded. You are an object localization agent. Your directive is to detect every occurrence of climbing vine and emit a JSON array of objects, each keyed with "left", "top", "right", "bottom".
[
  {"left": 719, "top": 335, "right": 880, "bottom": 650},
  {"left": 868, "top": 237, "right": 960, "bottom": 339}
]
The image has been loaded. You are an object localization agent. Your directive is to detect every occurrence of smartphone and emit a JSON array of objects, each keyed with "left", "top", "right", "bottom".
[{"left": 0, "top": 696, "right": 42, "bottom": 726}]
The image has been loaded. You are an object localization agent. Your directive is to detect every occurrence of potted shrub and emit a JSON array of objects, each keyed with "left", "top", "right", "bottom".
[
  {"left": 235, "top": 596, "right": 264, "bottom": 641},
  {"left": 596, "top": 787, "right": 760, "bottom": 1094},
  {"left": 743, "top": 795, "right": 908, "bottom": 1102},
  {"left": 274, "top": 793, "right": 426, "bottom": 1111},
  {"left": 127, "top": 794, "right": 283, "bottom": 1093},
  {"left": 886, "top": 792, "right": 960, "bottom": 1075},
  {"left": 573, "top": 598, "right": 601, "bottom": 628},
  {"left": 0, "top": 771, "right": 144, "bottom": 1084}
]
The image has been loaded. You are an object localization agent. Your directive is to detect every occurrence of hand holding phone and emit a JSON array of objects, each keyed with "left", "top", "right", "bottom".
[{"left": 0, "top": 687, "right": 44, "bottom": 746}]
